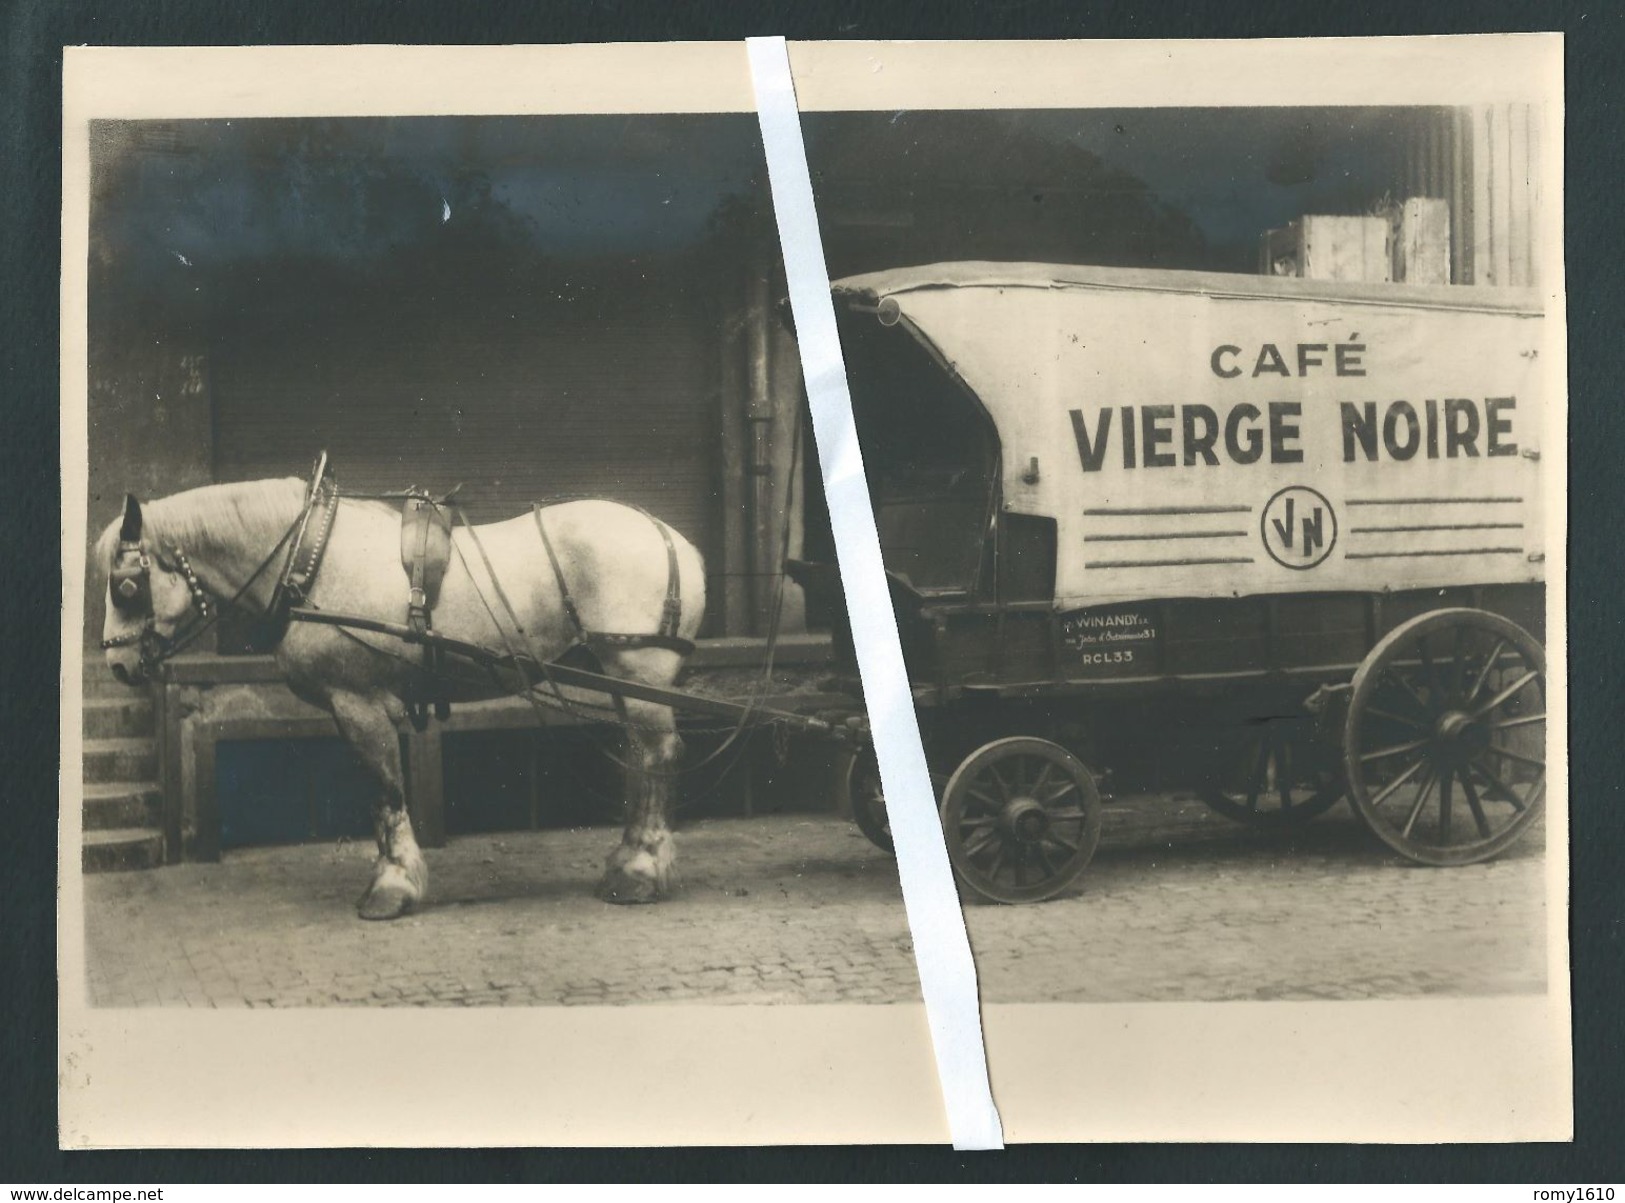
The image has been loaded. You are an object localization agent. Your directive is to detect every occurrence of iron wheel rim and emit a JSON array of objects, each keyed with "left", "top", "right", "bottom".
[
  {"left": 1344, "top": 608, "right": 1546, "bottom": 866},
  {"left": 940, "top": 736, "right": 1102, "bottom": 904}
]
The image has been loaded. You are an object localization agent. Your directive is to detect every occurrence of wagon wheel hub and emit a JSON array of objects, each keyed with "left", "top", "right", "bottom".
[
  {"left": 1001, "top": 795, "right": 1050, "bottom": 844},
  {"left": 1434, "top": 709, "right": 1490, "bottom": 758}
]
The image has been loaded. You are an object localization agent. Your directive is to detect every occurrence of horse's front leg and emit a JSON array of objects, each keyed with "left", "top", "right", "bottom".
[
  {"left": 598, "top": 696, "right": 680, "bottom": 904},
  {"left": 328, "top": 688, "right": 428, "bottom": 920}
]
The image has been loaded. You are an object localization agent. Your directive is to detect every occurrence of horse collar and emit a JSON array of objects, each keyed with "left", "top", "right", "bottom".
[{"left": 271, "top": 466, "right": 340, "bottom": 616}]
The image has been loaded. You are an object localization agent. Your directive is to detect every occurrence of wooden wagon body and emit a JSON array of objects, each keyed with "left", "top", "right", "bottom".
[{"left": 793, "top": 263, "right": 1550, "bottom": 901}]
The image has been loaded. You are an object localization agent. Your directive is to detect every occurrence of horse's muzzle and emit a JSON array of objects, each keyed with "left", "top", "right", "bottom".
[{"left": 110, "top": 661, "right": 147, "bottom": 687}]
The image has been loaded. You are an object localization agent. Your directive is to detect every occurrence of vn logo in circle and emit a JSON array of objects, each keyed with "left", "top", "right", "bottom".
[{"left": 1261, "top": 485, "right": 1337, "bottom": 570}]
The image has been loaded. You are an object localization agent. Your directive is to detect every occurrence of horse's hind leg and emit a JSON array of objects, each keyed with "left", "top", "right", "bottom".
[
  {"left": 328, "top": 688, "right": 428, "bottom": 921},
  {"left": 598, "top": 693, "right": 681, "bottom": 904}
]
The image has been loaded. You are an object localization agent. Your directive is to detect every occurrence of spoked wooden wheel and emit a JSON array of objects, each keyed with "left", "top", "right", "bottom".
[
  {"left": 838, "top": 744, "right": 892, "bottom": 854},
  {"left": 1198, "top": 712, "right": 1345, "bottom": 829},
  {"left": 940, "top": 737, "right": 1103, "bottom": 904},
  {"left": 1344, "top": 608, "right": 1546, "bottom": 866}
]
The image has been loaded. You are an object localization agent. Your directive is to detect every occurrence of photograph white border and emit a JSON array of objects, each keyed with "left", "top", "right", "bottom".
[{"left": 60, "top": 37, "right": 1570, "bottom": 1147}]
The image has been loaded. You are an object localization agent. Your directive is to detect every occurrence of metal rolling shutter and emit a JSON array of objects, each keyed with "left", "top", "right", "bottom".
[{"left": 210, "top": 271, "right": 721, "bottom": 622}]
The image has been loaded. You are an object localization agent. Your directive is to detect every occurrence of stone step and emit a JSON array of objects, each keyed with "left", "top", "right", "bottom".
[
  {"left": 82, "top": 827, "right": 164, "bottom": 873},
  {"left": 83, "top": 781, "right": 162, "bottom": 831},
  {"left": 82, "top": 737, "right": 158, "bottom": 784},
  {"left": 83, "top": 695, "right": 156, "bottom": 740},
  {"left": 81, "top": 666, "right": 135, "bottom": 699}
]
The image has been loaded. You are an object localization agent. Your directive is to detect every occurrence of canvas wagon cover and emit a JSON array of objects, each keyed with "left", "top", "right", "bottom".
[{"left": 833, "top": 263, "right": 1547, "bottom": 611}]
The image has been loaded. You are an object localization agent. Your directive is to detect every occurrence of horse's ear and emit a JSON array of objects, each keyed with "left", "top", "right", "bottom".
[{"left": 119, "top": 494, "right": 143, "bottom": 542}]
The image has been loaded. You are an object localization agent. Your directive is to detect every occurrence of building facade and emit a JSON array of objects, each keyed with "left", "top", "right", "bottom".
[{"left": 79, "top": 106, "right": 1543, "bottom": 865}]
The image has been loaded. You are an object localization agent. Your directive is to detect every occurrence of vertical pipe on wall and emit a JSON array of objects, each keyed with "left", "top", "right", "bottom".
[
  {"left": 767, "top": 304, "right": 808, "bottom": 634},
  {"left": 718, "top": 267, "right": 750, "bottom": 635},
  {"left": 745, "top": 267, "right": 773, "bottom": 634}
]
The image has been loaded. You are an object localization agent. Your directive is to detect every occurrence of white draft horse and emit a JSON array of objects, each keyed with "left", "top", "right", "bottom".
[{"left": 96, "top": 477, "right": 706, "bottom": 919}]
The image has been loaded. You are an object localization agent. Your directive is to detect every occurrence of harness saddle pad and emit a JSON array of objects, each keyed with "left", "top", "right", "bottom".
[{"left": 401, "top": 497, "right": 454, "bottom": 634}]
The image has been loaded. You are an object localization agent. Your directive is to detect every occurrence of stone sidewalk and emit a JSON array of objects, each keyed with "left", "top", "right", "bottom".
[{"left": 81, "top": 799, "right": 1548, "bottom": 1009}]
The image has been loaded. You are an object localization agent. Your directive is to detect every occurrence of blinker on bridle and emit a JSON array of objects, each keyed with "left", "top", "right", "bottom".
[{"left": 101, "top": 540, "right": 213, "bottom": 671}]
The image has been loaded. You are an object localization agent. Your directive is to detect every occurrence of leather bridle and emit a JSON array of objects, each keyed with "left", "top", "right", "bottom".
[
  {"left": 99, "top": 458, "right": 330, "bottom": 677},
  {"left": 100, "top": 541, "right": 215, "bottom": 677}
]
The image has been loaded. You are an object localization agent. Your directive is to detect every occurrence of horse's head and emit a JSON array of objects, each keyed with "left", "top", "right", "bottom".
[{"left": 97, "top": 494, "right": 211, "bottom": 686}]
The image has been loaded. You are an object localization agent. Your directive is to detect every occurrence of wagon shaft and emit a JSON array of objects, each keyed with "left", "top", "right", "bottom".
[{"left": 288, "top": 607, "right": 851, "bottom": 740}]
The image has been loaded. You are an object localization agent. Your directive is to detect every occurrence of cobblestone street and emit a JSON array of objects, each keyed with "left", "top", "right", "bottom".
[
  {"left": 83, "top": 795, "right": 1548, "bottom": 1008},
  {"left": 965, "top": 796, "right": 1548, "bottom": 1003},
  {"left": 84, "top": 817, "right": 920, "bottom": 1008}
]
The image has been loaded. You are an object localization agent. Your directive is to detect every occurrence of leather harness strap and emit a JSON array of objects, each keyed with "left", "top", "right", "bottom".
[
  {"left": 269, "top": 461, "right": 698, "bottom": 732},
  {"left": 409, "top": 506, "right": 430, "bottom": 634},
  {"left": 656, "top": 522, "right": 684, "bottom": 639},
  {"left": 401, "top": 493, "right": 453, "bottom": 637},
  {"left": 398, "top": 491, "right": 455, "bottom": 731},
  {"left": 532, "top": 503, "right": 694, "bottom": 656},
  {"left": 534, "top": 504, "right": 587, "bottom": 644}
]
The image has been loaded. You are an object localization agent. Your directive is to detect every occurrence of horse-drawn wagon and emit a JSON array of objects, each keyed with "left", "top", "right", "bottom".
[
  {"left": 794, "top": 261, "right": 1549, "bottom": 903},
  {"left": 96, "top": 259, "right": 1549, "bottom": 916}
]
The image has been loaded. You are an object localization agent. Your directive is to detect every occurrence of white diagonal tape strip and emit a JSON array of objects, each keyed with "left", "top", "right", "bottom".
[{"left": 745, "top": 36, "right": 1004, "bottom": 1151}]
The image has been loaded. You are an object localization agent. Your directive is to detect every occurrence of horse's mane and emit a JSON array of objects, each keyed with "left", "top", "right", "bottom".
[{"left": 93, "top": 478, "right": 308, "bottom": 565}]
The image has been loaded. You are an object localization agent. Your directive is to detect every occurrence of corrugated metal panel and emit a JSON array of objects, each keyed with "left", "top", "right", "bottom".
[
  {"left": 210, "top": 269, "right": 721, "bottom": 621},
  {"left": 1464, "top": 103, "right": 1541, "bottom": 288},
  {"left": 1389, "top": 105, "right": 1542, "bottom": 290},
  {"left": 1451, "top": 108, "right": 1471, "bottom": 284}
]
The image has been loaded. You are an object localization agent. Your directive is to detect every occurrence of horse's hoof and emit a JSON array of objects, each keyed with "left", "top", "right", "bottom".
[
  {"left": 596, "top": 871, "right": 660, "bottom": 905},
  {"left": 598, "top": 839, "right": 673, "bottom": 904},
  {"left": 357, "top": 884, "right": 415, "bottom": 920}
]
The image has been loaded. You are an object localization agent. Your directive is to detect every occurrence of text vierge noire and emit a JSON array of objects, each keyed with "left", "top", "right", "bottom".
[{"left": 1066, "top": 340, "right": 1520, "bottom": 471}]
